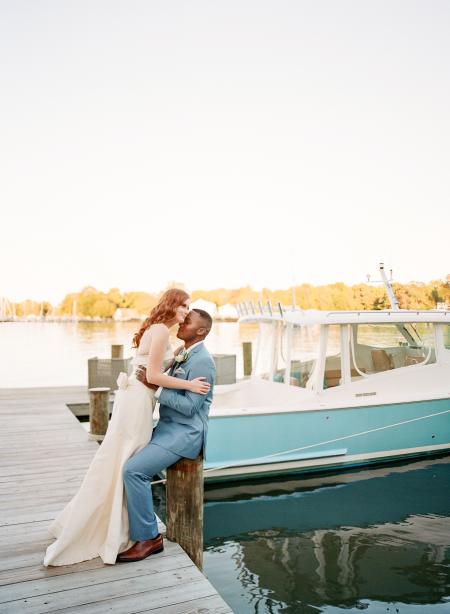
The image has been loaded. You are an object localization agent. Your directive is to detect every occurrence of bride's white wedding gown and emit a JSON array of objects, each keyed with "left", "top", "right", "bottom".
[{"left": 44, "top": 330, "right": 172, "bottom": 566}]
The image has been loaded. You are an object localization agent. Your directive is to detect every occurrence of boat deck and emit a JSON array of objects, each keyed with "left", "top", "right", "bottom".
[{"left": 0, "top": 387, "right": 232, "bottom": 613}]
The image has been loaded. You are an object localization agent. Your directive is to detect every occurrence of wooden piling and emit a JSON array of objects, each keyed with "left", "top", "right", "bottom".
[
  {"left": 88, "top": 387, "right": 110, "bottom": 441},
  {"left": 242, "top": 341, "right": 253, "bottom": 376},
  {"left": 166, "top": 455, "right": 204, "bottom": 569},
  {"left": 111, "top": 344, "right": 124, "bottom": 359}
]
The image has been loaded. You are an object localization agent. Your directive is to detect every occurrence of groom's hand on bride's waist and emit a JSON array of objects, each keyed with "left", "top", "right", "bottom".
[{"left": 136, "top": 367, "right": 158, "bottom": 391}]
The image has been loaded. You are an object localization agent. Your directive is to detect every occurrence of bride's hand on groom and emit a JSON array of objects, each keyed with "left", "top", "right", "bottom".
[
  {"left": 136, "top": 367, "right": 158, "bottom": 390},
  {"left": 188, "top": 377, "right": 210, "bottom": 395},
  {"left": 136, "top": 366, "right": 209, "bottom": 395}
]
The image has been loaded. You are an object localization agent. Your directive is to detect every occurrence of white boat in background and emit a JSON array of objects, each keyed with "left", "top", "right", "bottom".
[{"left": 205, "top": 272, "right": 450, "bottom": 481}]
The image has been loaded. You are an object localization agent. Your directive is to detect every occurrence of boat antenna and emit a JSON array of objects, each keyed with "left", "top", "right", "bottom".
[
  {"left": 379, "top": 262, "right": 400, "bottom": 310},
  {"left": 366, "top": 262, "right": 400, "bottom": 310}
]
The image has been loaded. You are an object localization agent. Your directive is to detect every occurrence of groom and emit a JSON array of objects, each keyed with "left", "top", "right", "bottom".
[{"left": 117, "top": 308, "right": 215, "bottom": 563}]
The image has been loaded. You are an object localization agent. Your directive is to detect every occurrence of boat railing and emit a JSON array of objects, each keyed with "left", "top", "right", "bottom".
[
  {"left": 235, "top": 303, "right": 449, "bottom": 322},
  {"left": 237, "top": 301, "right": 287, "bottom": 317},
  {"left": 326, "top": 309, "right": 450, "bottom": 317}
]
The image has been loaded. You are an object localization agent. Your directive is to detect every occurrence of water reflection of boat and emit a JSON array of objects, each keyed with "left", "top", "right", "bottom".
[
  {"left": 204, "top": 453, "right": 450, "bottom": 503},
  {"left": 206, "top": 306, "right": 450, "bottom": 481},
  {"left": 204, "top": 456, "right": 450, "bottom": 539},
  {"left": 231, "top": 516, "right": 450, "bottom": 608},
  {"left": 204, "top": 457, "right": 450, "bottom": 610}
]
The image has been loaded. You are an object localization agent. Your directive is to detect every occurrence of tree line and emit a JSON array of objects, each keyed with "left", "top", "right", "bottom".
[{"left": 10, "top": 276, "right": 449, "bottom": 318}]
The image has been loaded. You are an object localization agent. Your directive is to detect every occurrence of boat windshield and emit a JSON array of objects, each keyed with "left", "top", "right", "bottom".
[
  {"left": 289, "top": 324, "right": 321, "bottom": 388},
  {"left": 350, "top": 322, "right": 436, "bottom": 377},
  {"left": 253, "top": 322, "right": 320, "bottom": 388}
]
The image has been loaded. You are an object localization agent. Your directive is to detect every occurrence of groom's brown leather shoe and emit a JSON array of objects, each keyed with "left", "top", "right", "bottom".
[{"left": 117, "top": 534, "right": 164, "bottom": 563}]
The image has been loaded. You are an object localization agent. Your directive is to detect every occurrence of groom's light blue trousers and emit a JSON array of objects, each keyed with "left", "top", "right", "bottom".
[{"left": 123, "top": 442, "right": 181, "bottom": 541}]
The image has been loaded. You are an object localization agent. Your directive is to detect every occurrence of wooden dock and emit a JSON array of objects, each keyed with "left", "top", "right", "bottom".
[{"left": 0, "top": 387, "right": 232, "bottom": 613}]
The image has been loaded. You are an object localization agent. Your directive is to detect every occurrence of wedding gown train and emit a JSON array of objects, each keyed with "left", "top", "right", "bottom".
[{"left": 44, "top": 332, "right": 171, "bottom": 566}]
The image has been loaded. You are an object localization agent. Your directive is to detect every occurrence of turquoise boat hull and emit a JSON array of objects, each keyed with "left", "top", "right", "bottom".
[{"left": 204, "top": 398, "right": 450, "bottom": 481}]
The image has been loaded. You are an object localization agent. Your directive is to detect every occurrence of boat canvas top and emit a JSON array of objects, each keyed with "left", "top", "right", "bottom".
[{"left": 239, "top": 308, "right": 450, "bottom": 326}]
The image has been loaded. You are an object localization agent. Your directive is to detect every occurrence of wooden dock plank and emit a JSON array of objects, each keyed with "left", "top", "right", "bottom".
[
  {"left": 53, "top": 580, "right": 225, "bottom": 614},
  {"left": 0, "top": 387, "right": 232, "bottom": 613},
  {"left": 0, "top": 553, "right": 191, "bottom": 602},
  {"left": 2, "top": 567, "right": 205, "bottom": 613},
  {"left": 0, "top": 538, "right": 180, "bottom": 579},
  {"left": 143, "top": 594, "right": 233, "bottom": 614},
  {"left": 0, "top": 387, "right": 89, "bottom": 403}
]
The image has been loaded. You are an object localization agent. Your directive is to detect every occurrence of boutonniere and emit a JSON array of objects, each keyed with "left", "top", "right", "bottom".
[{"left": 174, "top": 349, "right": 189, "bottom": 363}]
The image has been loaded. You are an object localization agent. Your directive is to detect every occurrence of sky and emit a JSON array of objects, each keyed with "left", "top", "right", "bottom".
[{"left": 1, "top": 0, "right": 449, "bottom": 304}]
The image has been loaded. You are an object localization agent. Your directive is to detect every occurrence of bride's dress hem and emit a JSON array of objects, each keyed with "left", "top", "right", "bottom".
[{"left": 43, "top": 372, "right": 156, "bottom": 568}]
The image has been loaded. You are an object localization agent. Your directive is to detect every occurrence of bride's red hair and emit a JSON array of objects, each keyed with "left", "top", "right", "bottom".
[{"left": 132, "top": 288, "right": 190, "bottom": 348}]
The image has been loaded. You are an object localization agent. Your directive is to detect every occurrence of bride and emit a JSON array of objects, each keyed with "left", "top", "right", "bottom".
[{"left": 44, "top": 288, "right": 210, "bottom": 566}]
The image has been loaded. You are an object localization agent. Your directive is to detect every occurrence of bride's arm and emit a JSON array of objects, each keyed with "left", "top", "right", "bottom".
[{"left": 146, "top": 324, "right": 209, "bottom": 395}]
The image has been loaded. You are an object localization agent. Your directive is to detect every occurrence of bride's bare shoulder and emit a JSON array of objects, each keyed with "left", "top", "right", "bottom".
[{"left": 148, "top": 323, "right": 169, "bottom": 339}]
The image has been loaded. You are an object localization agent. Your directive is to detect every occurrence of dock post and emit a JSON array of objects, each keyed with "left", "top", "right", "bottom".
[
  {"left": 88, "top": 387, "right": 110, "bottom": 441},
  {"left": 111, "top": 344, "right": 124, "bottom": 359},
  {"left": 166, "top": 455, "right": 203, "bottom": 569},
  {"left": 243, "top": 341, "right": 253, "bottom": 376}
]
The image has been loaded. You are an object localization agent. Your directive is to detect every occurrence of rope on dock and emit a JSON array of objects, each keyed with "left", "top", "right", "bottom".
[{"left": 150, "top": 407, "right": 450, "bottom": 485}]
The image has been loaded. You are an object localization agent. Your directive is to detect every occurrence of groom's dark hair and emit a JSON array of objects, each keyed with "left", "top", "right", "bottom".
[{"left": 192, "top": 308, "right": 213, "bottom": 334}]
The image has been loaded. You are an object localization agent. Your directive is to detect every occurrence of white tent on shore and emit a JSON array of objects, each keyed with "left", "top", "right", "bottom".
[{"left": 217, "top": 303, "right": 239, "bottom": 320}]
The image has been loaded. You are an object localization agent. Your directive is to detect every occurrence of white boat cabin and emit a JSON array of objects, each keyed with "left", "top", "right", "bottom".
[{"left": 211, "top": 310, "right": 450, "bottom": 415}]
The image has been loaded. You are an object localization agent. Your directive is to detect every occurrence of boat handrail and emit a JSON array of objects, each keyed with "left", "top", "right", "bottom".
[
  {"left": 325, "top": 309, "right": 450, "bottom": 317},
  {"left": 238, "top": 309, "right": 449, "bottom": 325}
]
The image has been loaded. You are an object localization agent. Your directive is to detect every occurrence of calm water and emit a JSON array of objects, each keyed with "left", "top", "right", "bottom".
[
  {"left": 0, "top": 320, "right": 258, "bottom": 387},
  {"left": 199, "top": 457, "right": 450, "bottom": 613}
]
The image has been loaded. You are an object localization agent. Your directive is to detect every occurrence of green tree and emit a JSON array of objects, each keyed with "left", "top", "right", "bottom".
[
  {"left": 59, "top": 293, "right": 80, "bottom": 316},
  {"left": 41, "top": 302, "right": 52, "bottom": 317},
  {"left": 107, "top": 288, "right": 125, "bottom": 308},
  {"left": 373, "top": 295, "right": 389, "bottom": 310},
  {"left": 92, "top": 298, "right": 116, "bottom": 318},
  {"left": 124, "top": 292, "right": 158, "bottom": 315},
  {"left": 77, "top": 287, "right": 100, "bottom": 317},
  {"left": 430, "top": 287, "right": 444, "bottom": 308}
]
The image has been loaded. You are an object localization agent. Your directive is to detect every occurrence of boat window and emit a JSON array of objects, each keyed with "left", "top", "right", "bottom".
[
  {"left": 444, "top": 325, "right": 450, "bottom": 349},
  {"left": 350, "top": 323, "right": 436, "bottom": 378},
  {"left": 273, "top": 323, "right": 288, "bottom": 384},
  {"left": 253, "top": 322, "right": 278, "bottom": 380},
  {"left": 323, "top": 325, "right": 342, "bottom": 388},
  {"left": 289, "top": 324, "right": 321, "bottom": 388}
]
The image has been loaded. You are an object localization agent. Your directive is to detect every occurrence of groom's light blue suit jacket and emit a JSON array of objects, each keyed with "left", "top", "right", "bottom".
[{"left": 151, "top": 342, "right": 216, "bottom": 459}]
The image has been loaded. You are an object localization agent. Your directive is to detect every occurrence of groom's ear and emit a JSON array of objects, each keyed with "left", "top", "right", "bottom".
[{"left": 197, "top": 326, "right": 207, "bottom": 337}]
